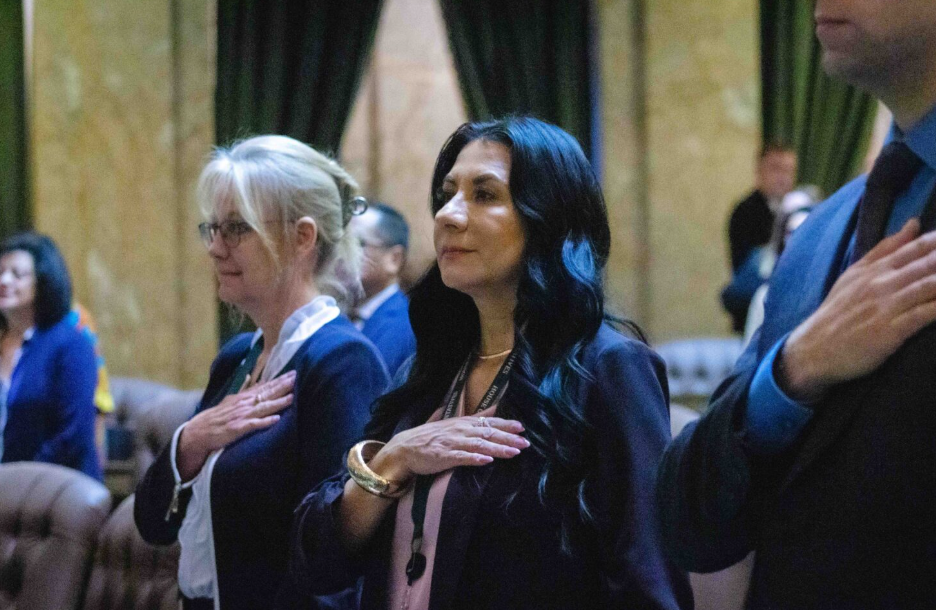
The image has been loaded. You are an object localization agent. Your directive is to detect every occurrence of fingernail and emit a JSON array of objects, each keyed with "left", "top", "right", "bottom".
[
  {"left": 520, "top": 438, "right": 531, "bottom": 448},
  {"left": 507, "top": 447, "right": 521, "bottom": 456}
]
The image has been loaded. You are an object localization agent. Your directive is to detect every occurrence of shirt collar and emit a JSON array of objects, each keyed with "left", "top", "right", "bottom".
[
  {"left": 250, "top": 295, "right": 340, "bottom": 381},
  {"left": 893, "top": 102, "right": 936, "bottom": 171},
  {"left": 356, "top": 283, "right": 400, "bottom": 321}
]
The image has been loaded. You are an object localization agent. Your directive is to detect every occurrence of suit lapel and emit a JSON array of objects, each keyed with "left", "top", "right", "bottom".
[{"left": 429, "top": 462, "right": 496, "bottom": 610}]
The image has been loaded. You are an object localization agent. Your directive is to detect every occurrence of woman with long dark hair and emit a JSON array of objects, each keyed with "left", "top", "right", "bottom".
[
  {"left": 0, "top": 232, "right": 100, "bottom": 480},
  {"left": 292, "top": 117, "right": 691, "bottom": 609}
]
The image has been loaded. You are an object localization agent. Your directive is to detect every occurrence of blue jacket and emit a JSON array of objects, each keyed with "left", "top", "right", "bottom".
[
  {"left": 292, "top": 324, "right": 691, "bottom": 610},
  {"left": 361, "top": 289, "right": 416, "bottom": 377},
  {"left": 134, "top": 316, "right": 389, "bottom": 610},
  {"left": 2, "top": 316, "right": 101, "bottom": 480}
]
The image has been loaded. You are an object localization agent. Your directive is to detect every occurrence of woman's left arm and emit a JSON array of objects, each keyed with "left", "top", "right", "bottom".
[
  {"left": 35, "top": 332, "right": 98, "bottom": 466},
  {"left": 589, "top": 339, "right": 692, "bottom": 610}
]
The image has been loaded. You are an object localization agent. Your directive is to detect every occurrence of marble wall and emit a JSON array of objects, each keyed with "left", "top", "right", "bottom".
[
  {"left": 347, "top": 0, "right": 759, "bottom": 340},
  {"left": 340, "top": 0, "right": 468, "bottom": 286},
  {"left": 26, "top": 0, "right": 759, "bottom": 382},
  {"left": 29, "top": 0, "right": 217, "bottom": 387},
  {"left": 600, "top": 0, "right": 760, "bottom": 341}
]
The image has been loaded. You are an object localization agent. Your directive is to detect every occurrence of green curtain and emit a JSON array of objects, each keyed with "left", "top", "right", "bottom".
[
  {"left": 214, "top": 0, "right": 383, "bottom": 343},
  {"left": 439, "top": 0, "right": 596, "bottom": 159},
  {"left": 215, "top": 0, "right": 383, "bottom": 154},
  {"left": 761, "top": 0, "right": 878, "bottom": 196},
  {"left": 0, "top": 0, "right": 29, "bottom": 240}
]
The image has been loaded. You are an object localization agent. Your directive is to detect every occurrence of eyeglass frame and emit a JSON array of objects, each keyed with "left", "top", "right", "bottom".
[
  {"left": 358, "top": 237, "right": 392, "bottom": 250},
  {"left": 197, "top": 219, "right": 294, "bottom": 249}
]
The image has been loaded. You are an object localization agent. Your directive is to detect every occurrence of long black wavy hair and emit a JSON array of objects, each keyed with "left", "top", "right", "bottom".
[{"left": 366, "top": 116, "right": 644, "bottom": 552}]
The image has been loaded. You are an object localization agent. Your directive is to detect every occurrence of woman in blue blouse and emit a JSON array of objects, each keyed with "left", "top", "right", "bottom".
[
  {"left": 0, "top": 232, "right": 100, "bottom": 480},
  {"left": 134, "top": 135, "right": 389, "bottom": 610}
]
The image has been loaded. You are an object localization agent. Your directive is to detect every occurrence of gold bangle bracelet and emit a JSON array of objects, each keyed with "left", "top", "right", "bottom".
[{"left": 346, "top": 440, "right": 410, "bottom": 499}]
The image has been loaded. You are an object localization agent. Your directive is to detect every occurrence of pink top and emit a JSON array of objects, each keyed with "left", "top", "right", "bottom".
[{"left": 386, "top": 391, "right": 498, "bottom": 610}]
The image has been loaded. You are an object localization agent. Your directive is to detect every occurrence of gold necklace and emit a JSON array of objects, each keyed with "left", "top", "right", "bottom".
[{"left": 477, "top": 347, "right": 513, "bottom": 360}]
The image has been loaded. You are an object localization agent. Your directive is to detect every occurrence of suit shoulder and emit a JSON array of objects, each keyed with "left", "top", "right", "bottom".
[
  {"left": 34, "top": 317, "right": 94, "bottom": 354},
  {"left": 584, "top": 323, "right": 662, "bottom": 370},
  {"left": 373, "top": 290, "right": 410, "bottom": 318},
  {"left": 294, "top": 317, "right": 385, "bottom": 369}
]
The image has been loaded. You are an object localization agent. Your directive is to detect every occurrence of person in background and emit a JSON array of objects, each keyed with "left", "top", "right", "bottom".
[
  {"left": 349, "top": 203, "right": 416, "bottom": 375},
  {"left": 292, "top": 117, "right": 691, "bottom": 610},
  {"left": 742, "top": 188, "right": 820, "bottom": 344},
  {"left": 725, "top": 144, "right": 798, "bottom": 331},
  {"left": 134, "top": 135, "right": 389, "bottom": 610},
  {"left": 0, "top": 232, "right": 101, "bottom": 480}
]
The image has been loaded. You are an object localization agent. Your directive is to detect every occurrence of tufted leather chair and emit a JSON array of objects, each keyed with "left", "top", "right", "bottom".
[
  {"left": 82, "top": 495, "right": 180, "bottom": 610},
  {"left": 108, "top": 378, "right": 201, "bottom": 482},
  {"left": 655, "top": 338, "right": 744, "bottom": 410},
  {"left": 0, "top": 462, "right": 111, "bottom": 610}
]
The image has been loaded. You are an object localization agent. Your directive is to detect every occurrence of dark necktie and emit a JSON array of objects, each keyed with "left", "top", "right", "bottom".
[{"left": 851, "top": 141, "right": 923, "bottom": 262}]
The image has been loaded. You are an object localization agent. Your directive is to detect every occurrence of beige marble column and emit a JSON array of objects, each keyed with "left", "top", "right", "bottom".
[
  {"left": 341, "top": 0, "right": 468, "bottom": 286},
  {"left": 30, "top": 0, "right": 217, "bottom": 388},
  {"left": 601, "top": 0, "right": 760, "bottom": 341}
]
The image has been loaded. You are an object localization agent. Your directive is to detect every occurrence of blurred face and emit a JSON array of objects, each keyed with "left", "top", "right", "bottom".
[
  {"left": 815, "top": 0, "right": 936, "bottom": 91},
  {"left": 434, "top": 139, "right": 526, "bottom": 300},
  {"left": 757, "top": 150, "right": 798, "bottom": 200},
  {"left": 205, "top": 199, "right": 281, "bottom": 314},
  {"left": 350, "top": 209, "right": 403, "bottom": 299},
  {"left": 0, "top": 250, "right": 37, "bottom": 320}
]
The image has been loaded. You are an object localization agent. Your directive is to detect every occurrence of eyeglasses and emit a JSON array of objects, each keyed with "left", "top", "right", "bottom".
[
  {"left": 358, "top": 238, "right": 389, "bottom": 250},
  {"left": 198, "top": 220, "right": 255, "bottom": 249}
]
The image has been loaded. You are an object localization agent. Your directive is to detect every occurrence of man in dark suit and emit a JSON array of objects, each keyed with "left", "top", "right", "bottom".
[
  {"left": 350, "top": 203, "right": 416, "bottom": 376},
  {"left": 724, "top": 146, "right": 798, "bottom": 331},
  {"left": 728, "top": 146, "right": 798, "bottom": 274},
  {"left": 658, "top": 2, "right": 936, "bottom": 608}
]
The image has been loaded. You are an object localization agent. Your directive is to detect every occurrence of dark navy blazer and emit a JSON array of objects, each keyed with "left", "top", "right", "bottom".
[
  {"left": 658, "top": 174, "right": 936, "bottom": 608},
  {"left": 2, "top": 316, "right": 100, "bottom": 480},
  {"left": 292, "top": 324, "right": 692, "bottom": 610},
  {"left": 134, "top": 316, "right": 389, "bottom": 610},
  {"left": 360, "top": 289, "right": 416, "bottom": 377}
]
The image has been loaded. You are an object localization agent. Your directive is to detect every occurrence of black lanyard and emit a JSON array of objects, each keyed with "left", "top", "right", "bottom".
[{"left": 405, "top": 350, "right": 517, "bottom": 585}]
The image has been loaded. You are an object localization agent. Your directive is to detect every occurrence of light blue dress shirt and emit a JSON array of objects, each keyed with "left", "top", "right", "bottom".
[{"left": 746, "top": 103, "right": 936, "bottom": 453}]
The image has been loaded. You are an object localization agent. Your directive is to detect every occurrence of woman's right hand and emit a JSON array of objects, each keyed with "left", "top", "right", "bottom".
[
  {"left": 176, "top": 371, "right": 296, "bottom": 481},
  {"left": 369, "top": 415, "right": 530, "bottom": 484}
]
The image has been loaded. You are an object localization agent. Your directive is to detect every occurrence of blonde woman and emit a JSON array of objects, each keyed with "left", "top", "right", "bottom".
[{"left": 135, "top": 136, "right": 389, "bottom": 610}]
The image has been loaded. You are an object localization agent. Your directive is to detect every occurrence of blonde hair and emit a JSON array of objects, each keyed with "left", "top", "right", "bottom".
[{"left": 197, "top": 135, "right": 363, "bottom": 307}]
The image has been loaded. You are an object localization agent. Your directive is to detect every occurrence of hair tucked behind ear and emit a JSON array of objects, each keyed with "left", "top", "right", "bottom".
[
  {"left": 197, "top": 135, "right": 364, "bottom": 308},
  {"left": 366, "top": 117, "right": 646, "bottom": 554}
]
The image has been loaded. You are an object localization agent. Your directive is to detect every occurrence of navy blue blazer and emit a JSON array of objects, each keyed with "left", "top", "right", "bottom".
[
  {"left": 2, "top": 316, "right": 100, "bottom": 480},
  {"left": 360, "top": 289, "right": 416, "bottom": 377},
  {"left": 658, "top": 175, "right": 936, "bottom": 607},
  {"left": 292, "top": 324, "right": 692, "bottom": 610},
  {"left": 134, "top": 316, "right": 390, "bottom": 610}
]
